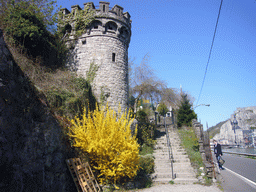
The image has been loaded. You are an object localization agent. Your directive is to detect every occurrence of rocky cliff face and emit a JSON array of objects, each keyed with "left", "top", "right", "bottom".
[
  {"left": 0, "top": 29, "right": 74, "bottom": 191},
  {"left": 213, "top": 106, "right": 256, "bottom": 145}
]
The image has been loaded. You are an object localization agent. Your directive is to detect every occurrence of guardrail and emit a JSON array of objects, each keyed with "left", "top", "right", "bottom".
[
  {"left": 222, "top": 151, "right": 256, "bottom": 157},
  {"left": 164, "top": 117, "right": 175, "bottom": 179}
]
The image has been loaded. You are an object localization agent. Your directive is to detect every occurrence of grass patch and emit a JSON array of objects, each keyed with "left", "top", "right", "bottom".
[
  {"left": 217, "top": 180, "right": 224, "bottom": 191},
  {"left": 203, "top": 176, "right": 212, "bottom": 186},
  {"left": 178, "top": 127, "right": 204, "bottom": 169},
  {"left": 139, "top": 144, "right": 154, "bottom": 156},
  {"left": 245, "top": 156, "right": 256, "bottom": 160}
]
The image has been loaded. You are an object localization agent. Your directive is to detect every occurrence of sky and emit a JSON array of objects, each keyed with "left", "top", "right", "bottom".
[{"left": 56, "top": 0, "right": 256, "bottom": 129}]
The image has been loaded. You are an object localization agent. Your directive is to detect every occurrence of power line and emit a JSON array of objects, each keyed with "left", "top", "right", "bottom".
[{"left": 196, "top": 0, "right": 223, "bottom": 106}]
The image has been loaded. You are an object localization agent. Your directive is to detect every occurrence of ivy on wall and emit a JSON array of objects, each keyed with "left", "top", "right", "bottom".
[{"left": 58, "top": 6, "right": 95, "bottom": 38}]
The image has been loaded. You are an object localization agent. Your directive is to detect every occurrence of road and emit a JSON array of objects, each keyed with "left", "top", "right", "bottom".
[{"left": 215, "top": 153, "right": 256, "bottom": 192}]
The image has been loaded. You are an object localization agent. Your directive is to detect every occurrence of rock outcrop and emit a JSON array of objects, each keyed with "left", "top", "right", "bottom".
[
  {"left": 213, "top": 106, "right": 256, "bottom": 145},
  {"left": 0, "top": 29, "right": 74, "bottom": 191}
]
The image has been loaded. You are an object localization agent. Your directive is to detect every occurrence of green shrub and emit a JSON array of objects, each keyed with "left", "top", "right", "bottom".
[
  {"left": 1, "top": 0, "right": 68, "bottom": 68},
  {"left": 134, "top": 154, "right": 154, "bottom": 188},
  {"left": 136, "top": 109, "right": 148, "bottom": 123},
  {"left": 45, "top": 76, "right": 97, "bottom": 117},
  {"left": 137, "top": 123, "right": 156, "bottom": 147},
  {"left": 138, "top": 155, "right": 154, "bottom": 175}
]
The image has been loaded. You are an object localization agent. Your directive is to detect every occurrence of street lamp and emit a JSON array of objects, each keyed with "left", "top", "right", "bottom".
[
  {"left": 232, "top": 114, "right": 238, "bottom": 145},
  {"left": 193, "top": 104, "right": 210, "bottom": 109}
]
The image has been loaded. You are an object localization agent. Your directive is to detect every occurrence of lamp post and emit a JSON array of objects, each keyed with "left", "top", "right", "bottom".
[
  {"left": 193, "top": 104, "right": 210, "bottom": 109},
  {"left": 154, "top": 111, "right": 158, "bottom": 126},
  {"left": 232, "top": 114, "right": 238, "bottom": 146}
]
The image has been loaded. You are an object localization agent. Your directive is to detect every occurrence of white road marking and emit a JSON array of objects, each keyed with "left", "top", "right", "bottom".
[{"left": 224, "top": 166, "right": 256, "bottom": 188}]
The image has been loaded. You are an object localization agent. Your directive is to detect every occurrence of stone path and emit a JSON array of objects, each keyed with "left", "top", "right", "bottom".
[
  {"left": 132, "top": 183, "right": 222, "bottom": 192},
  {"left": 152, "top": 125, "right": 198, "bottom": 184}
]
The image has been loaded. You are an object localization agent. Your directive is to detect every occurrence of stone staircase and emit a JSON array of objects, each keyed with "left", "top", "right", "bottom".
[{"left": 152, "top": 125, "right": 198, "bottom": 184}]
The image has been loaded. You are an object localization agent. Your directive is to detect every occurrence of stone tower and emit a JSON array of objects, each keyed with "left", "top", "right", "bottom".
[{"left": 60, "top": 2, "right": 131, "bottom": 112}]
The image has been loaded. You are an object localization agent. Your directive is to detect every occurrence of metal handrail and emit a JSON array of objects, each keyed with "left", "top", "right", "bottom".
[
  {"left": 211, "top": 150, "right": 256, "bottom": 157},
  {"left": 164, "top": 117, "right": 175, "bottom": 179},
  {"left": 222, "top": 151, "right": 256, "bottom": 157}
]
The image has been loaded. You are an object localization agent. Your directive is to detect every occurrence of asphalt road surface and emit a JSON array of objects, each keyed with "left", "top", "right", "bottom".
[{"left": 215, "top": 153, "right": 256, "bottom": 192}]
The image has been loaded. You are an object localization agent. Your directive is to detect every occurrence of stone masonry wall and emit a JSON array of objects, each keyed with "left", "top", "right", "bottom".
[
  {"left": 0, "top": 29, "right": 75, "bottom": 192},
  {"left": 70, "top": 35, "right": 129, "bottom": 112}
]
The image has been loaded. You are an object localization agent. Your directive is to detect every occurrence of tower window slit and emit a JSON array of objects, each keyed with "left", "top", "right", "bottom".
[
  {"left": 103, "top": 5, "right": 105, "bottom": 12},
  {"left": 112, "top": 53, "right": 116, "bottom": 62}
]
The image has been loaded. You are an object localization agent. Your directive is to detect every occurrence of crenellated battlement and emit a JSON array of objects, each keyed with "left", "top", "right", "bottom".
[
  {"left": 60, "top": 2, "right": 131, "bottom": 44},
  {"left": 60, "top": 2, "right": 131, "bottom": 27}
]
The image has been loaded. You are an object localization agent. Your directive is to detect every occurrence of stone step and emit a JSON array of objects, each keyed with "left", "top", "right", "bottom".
[
  {"left": 169, "top": 144, "right": 182, "bottom": 146},
  {"left": 152, "top": 172, "right": 174, "bottom": 179},
  {"left": 172, "top": 152, "right": 187, "bottom": 156},
  {"left": 172, "top": 151, "right": 187, "bottom": 155},
  {"left": 154, "top": 148, "right": 169, "bottom": 151},
  {"left": 173, "top": 158, "right": 190, "bottom": 163},
  {"left": 156, "top": 139, "right": 167, "bottom": 141},
  {"left": 155, "top": 166, "right": 195, "bottom": 174},
  {"left": 155, "top": 164, "right": 172, "bottom": 169},
  {"left": 153, "top": 178, "right": 174, "bottom": 183},
  {"left": 154, "top": 155, "right": 190, "bottom": 161},
  {"left": 169, "top": 138, "right": 180, "bottom": 141},
  {"left": 153, "top": 127, "right": 198, "bottom": 185},
  {"left": 175, "top": 172, "right": 196, "bottom": 178},
  {"left": 173, "top": 178, "right": 198, "bottom": 184},
  {"left": 169, "top": 143, "right": 182, "bottom": 146},
  {"left": 155, "top": 162, "right": 193, "bottom": 169},
  {"left": 172, "top": 166, "right": 194, "bottom": 172},
  {"left": 155, "top": 159, "right": 171, "bottom": 164},
  {"left": 171, "top": 146, "right": 185, "bottom": 149},
  {"left": 155, "top": 167, "right": 173, "bottom": 172},
  {"left": 172, "top": 149, "right": 187, "bottom": 153},
  {"left": 154, "top": 157, "right": 170, "bottom": 161},
  {"left": 173, "top": 155, "right": 189, "bottom": 159},
  {"left": 172, "top": 162, "right": 193, "bottom": 168},
  {"left": 153, "top": 154, "right": 171, "bottom": 158}
]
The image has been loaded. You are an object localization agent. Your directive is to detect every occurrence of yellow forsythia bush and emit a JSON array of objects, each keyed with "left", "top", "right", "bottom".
[{"left": 68, "top": 105, "right": 140, "bottom": 184}]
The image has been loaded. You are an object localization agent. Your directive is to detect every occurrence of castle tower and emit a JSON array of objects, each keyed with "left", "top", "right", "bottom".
[{"left": 60, "top": 2, "right": 131, "bottom": 112}]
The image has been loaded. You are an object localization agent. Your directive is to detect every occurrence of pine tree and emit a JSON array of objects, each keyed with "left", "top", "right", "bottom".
[{"left": 177, "top": 94, "right": 197, "bottom": 128}]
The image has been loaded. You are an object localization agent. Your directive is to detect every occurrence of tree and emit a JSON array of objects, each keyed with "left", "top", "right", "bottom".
[
  {"left": 0, "top": 0, "right": 57, "bottom": 28},
  {"left": 161, "top": 88, "right": 180, "bottom": 109},
  {"left": 177, "top": 94, "right": 197, "bottom": 128},
  {"left": 157, "top": 103, "right": 168, "bottom": 116},
  {"left": 0, "top": 0, "right": 69, "bottom": 68},
  {"left": 129, "top": 54, "right": 166, "bottom": 112}
]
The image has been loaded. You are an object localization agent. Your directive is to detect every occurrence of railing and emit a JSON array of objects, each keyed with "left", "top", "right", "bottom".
[
  {"left": 222, "top": 151, "right": 256, "bottom": 157},
  {"left": 211, "top": 150, "right": 256, "bottom": 157},
  {"left": 164, "top": 117, "right": 175, "bottom": 179}
]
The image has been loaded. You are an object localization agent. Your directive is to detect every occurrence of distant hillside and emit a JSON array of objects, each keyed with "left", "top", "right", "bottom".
[
  {"left": 207, "top": 120, "right": 228, "bottom": 139},
  {"left": 213, "top": 106, "right": 256, "bottom": 145}
]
